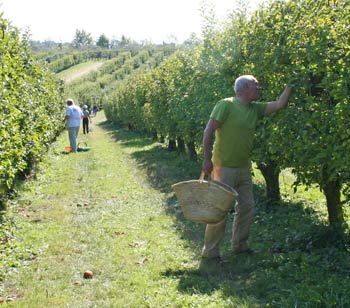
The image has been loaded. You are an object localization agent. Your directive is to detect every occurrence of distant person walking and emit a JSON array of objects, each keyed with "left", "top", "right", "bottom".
[
  {"left": 92, "top": 104, "right": 99, "bottom": 117},
  {"left": 64, "top": 98, "right": 82, "bottom": 152},
  {"left": 82, "top": 105, "right": 92, "bottom": 134}
]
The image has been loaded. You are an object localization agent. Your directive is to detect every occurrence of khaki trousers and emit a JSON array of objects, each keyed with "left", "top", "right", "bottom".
[{"left": 201, "top": 164, "right": 254, "bottom": 257}]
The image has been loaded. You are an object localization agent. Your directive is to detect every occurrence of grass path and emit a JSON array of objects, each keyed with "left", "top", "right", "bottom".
[
  {"left": 57, "top": 61, "right": 104, "bottom": 83},
  {"left": 2, "top": 112, "right": 350, "bottom": 307},
  {"left": 0, "top": 113, "right": 216, "bottom": 307}
]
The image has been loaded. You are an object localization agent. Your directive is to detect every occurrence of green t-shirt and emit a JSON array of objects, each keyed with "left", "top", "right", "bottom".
[{"left": 211, "top": 97, "right": 267, "bottom": 167}]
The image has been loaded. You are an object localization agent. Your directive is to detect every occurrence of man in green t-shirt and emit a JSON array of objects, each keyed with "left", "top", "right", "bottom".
[{"left": 201, "top": 74, "right": 293, "bottom": 261}]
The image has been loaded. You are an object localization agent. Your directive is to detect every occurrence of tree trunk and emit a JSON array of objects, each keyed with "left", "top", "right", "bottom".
[
  {"left": 177, "top": 137, "right": 185, "bottom": 153},
  {"left": 322, "top": 179, "right": 344, "bottom": 227},
  {"left": 160, "top": 135, "right": 165, "bottom": 143},
  {"left": 257, "top": 161, "right": 281, "bottom": 202},
  {"left": 168, "top": 138, "right": 176, "bottom": 151},
  {"left": 0, "top": 199, "right": 5, "bottom": 211},
  {"left": 186, "top": 140, "right": 197, "bottom": 161}
]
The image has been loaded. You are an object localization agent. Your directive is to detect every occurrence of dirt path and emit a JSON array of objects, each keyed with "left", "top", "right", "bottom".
[{"left": 63, "top": 62, "right": 104, "bottom": 83}]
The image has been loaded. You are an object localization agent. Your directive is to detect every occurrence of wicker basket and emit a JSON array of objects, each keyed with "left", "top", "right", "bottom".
[{"left": 172, "top": 172, "right": 238, "bottom": 224}]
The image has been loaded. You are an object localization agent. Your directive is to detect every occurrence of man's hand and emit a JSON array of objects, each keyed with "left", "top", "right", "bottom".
[{"left": 202, "top": 158, "right": 213, "bottom": 175}]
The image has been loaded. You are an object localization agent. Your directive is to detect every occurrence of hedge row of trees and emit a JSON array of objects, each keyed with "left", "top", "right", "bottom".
[
  {"left": 33, "top": 37, "right": 180, "bottom": 74},
  {"left": 65, "top": 45, "right": 177, "bottom": 110},
  {"left": 103, "top": 0, "right": 350, "bottom": 235},
  {"left": 0, "top": 14, "right": 64, "bottom": 208},
  {"left": 45, "top": 49, "right": 121, "bottom": 73}
]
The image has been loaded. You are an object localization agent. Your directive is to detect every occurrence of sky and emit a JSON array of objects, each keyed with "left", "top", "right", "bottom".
[{"left": 0, "top": 0, "right": 264, "bottom": 44}]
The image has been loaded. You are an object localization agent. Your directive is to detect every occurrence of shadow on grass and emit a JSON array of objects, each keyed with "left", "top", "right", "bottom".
[{"left": 99, "top": 120, "right": 350, "bottom": 306}]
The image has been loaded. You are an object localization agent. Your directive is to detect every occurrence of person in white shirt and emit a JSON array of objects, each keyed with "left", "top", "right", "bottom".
[{"left": 64, "top": 98, "right": 83, "bottom": 152}]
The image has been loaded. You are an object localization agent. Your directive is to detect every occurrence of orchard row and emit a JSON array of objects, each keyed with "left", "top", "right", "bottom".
[
  {"left": 0, "top": 16, "right": 64, "bottom": 207},
  {"left": 101, "top": 0, "right": 350, "bottom": 232}
]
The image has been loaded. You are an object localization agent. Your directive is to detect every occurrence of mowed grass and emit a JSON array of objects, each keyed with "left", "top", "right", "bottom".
[
  {"left": 0, "top": 113, "right": 241, "bottom": 307},
  {"left": 1, "top": 112, "right": 350, "bottom": 307},
  {"left": 56, "top": 61, "right": 104, "bottom": 82}
]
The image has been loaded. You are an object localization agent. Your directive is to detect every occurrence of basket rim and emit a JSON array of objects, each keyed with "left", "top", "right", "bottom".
[{"left": 172, "top": 179, "right": 238, "bottom": 197}]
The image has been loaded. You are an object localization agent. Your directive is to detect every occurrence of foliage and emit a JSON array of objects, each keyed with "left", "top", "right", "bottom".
[
  {"left": 100, "top": 0, "right": 350, "bottom": 230},
  {"left": 72, "top": 29, "right": 93, "bottom": 48},
  {"left": 2, "top": 3, "right": 350, "bottom": 304},
  {"left": 46, "top": 49, "right": 121, "bottom": 73},
  {"left": 96, "top": 34, "right": 109, "bottom": 48},
  {"left": 0, "top": 14, "right": 64, "bottom": 206},
  {"left": 66, "top": 45, "right": 177, "bottom": 114},
  {"left": 247, "top": 0, "right": 350, "bottom": 228}
]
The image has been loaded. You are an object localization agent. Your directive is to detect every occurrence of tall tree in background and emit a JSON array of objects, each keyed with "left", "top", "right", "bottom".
[
  {"left": 72, "top": 29, "right": 93, "bottom": 48},
  {"left": 96, "top": 34, "right": 109, "bottom": 48}
]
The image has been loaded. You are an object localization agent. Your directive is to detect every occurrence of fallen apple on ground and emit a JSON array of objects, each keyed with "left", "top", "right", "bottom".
[{"left": 83, "top": 271, "right": 93, "bottom": 279}]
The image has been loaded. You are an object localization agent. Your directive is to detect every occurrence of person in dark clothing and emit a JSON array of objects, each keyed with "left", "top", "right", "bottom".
[
  {"left": 92, "top": 104, "right": 99, "bottom": 117},
  {"left": 82, "top": 105, "right": 91, "bottom": 134}
]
